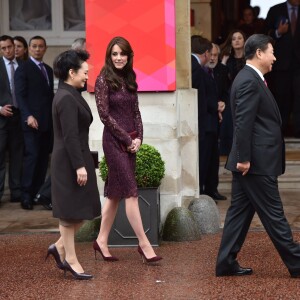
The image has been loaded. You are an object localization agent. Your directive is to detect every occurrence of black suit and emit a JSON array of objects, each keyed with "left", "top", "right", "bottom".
[
  {"left": 265, "top": 2, "right": 300, "bottom": 135},
  {"left": 15, "top": 58, "right": 54, "bottom": 203},
  {"left": 192, "top": 55, "right": 207, "bottom": 192},
  {"left": 201, "top": 67, "right": 219, "bottom": 195},
  {"left": 0, "top": 57, "right": 23, "bottom": 201},
  {"left": 216, "top": 65, "right": 300, "bottom": 276}
]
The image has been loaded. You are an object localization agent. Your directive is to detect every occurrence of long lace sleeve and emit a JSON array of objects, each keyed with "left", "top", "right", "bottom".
[
  {"left": 133, "top": 94, "right": 143, "bottom": 143},
  {"left": 95, "top": 75, "right": 132, "bottom": 146}
]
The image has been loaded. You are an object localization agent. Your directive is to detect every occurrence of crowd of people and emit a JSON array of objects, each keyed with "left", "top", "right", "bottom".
[
  {"left": 193, "top": 0, "right": 300, "bottom": 202},
  {"left": 0, "top": 0, "right": 299, "bottom": 280}
]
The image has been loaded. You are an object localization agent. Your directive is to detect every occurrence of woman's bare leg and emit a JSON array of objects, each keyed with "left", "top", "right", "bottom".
[
  {"left": 125, "top": 196, "right": 157, "bottom": 258},
  {"left": 60, "top": 221, "right": 84, "bottom": 273},
  {"left": 96, "top": 198, "right": 119, "bottom": 256}
]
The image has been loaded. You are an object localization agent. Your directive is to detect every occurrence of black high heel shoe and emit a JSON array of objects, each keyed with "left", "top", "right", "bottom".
[
  {"left": 45, "top": 244, "right": 64, "bottom": 270},
  {"left": 63, "top": 260, "right": 93, "bottom": 280},
  {"left": 137, "top": 246, "right": 162, "bottom": 264},
  {"left": 93, "top": 240, "right": 119, "bottom": 261}
]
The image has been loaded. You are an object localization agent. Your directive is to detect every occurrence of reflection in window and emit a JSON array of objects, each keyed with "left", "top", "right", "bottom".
[
  {"left": 63, "top": 0, "right": 85, "bottom": 31},
  {"left": 9, "top": 0, "right": 52, "bottom": 30}
]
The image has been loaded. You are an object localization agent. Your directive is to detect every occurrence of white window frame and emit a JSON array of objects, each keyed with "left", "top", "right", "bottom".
[{"left": 0, "top": 0, "right": 85, "bottom": 46}]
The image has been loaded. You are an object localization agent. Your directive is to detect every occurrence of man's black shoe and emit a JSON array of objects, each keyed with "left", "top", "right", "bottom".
[
  {"left": 10, "top": 197, "right": 21, "bottom": 203},
  {"left": 206, "top": 191, "right": 227, "bottom": 201},
  {"left": 290, "top": 270, "right": 300, "bottom": 278},
  {"left": 21, "top": 200, "right": 33, "bottom": 210},
  {"left": 216, "top": 267, "right": 253, "bottom": 277},
  {"left": 35, "top": 194, "right": 52, "bottom": 210}
]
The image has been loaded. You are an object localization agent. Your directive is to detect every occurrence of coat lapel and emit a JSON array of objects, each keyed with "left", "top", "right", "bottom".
[
  {"left": 0, "top": 58, "right": 11, "bottom": 92},
  {"left": 245, "top": 66, "right": 282, "bottom": 124},
  {"left": 58, "top": 81, "right": 93, "bottom": 122}
]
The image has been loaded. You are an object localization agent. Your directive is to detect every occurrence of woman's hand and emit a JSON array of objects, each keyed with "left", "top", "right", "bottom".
[
  {"left": 128, "top": 138, "right": 141, "bottom": 153},
  {"left": 76, "top": 167, "right": 87, "bottom": 186}
]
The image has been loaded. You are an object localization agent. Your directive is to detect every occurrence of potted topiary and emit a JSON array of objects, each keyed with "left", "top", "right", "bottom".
[{"left": 99, "top": 144, "right": 165, "bottom": 246}]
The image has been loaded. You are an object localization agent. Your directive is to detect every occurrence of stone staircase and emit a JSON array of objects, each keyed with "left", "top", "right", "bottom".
[{"left": 219, "top": 138, "right": 300, "bottom": 190}]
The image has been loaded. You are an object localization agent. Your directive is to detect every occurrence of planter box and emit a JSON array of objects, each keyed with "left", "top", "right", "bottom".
[{"left": 108, "top": 187, "right": 160, "bottom": 247}]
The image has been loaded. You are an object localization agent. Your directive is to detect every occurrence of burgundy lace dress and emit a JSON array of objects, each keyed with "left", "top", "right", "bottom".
[{"left": 95, "top": 74, "right": 143, "bottom": 199}]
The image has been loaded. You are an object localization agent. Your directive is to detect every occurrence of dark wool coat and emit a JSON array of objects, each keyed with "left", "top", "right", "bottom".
[{"left": 51, "top": 81, "right": 101, "bottom": 220}]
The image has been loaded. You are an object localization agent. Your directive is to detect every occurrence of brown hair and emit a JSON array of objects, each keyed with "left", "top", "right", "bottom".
[{"left": 100, "top": 36, "right": 137, "bottom": 92}]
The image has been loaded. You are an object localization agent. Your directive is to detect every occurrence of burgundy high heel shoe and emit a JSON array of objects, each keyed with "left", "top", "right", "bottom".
[
  {"left": 63, "top": 260, "right": 93, "bottom": 280},
  {"left": 93, "top": 240, "right": 119, "bottom": 261},
  {"left": 45, "top": 244, "right": 64, "bottom": 270},
  {"left": 137, "top": 246, "right": 162, "bottom": 264}
]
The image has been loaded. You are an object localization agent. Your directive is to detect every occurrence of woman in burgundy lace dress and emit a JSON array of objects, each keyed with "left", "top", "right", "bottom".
[{"left": 94, "top": 37, "right": 162, "bottom": 263}]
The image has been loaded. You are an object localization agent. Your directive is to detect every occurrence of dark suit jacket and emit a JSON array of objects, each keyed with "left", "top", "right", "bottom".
[
  {"left": 213, "top": 62, "right": 230, "bottom": 104},
  {"left": 226, "top": 65, "right": 285, "bottom": 176},
  {"left": 0, "top": 58, "right": 22, "bottom": 128},
  {"left": 202, "top": 67, "right": 219, "bottom": 133},
  {"left": 265, "top": 2, "right": 300, "bottom": 70},
  {"left": 51, "top": 81, "right": 101, "bottom": 220},
  {"left": 191, "top": 55, "right": 207, "bottom": 140},
  {"left": 14, "top": 59, "right": 54, "bottom": 132}
]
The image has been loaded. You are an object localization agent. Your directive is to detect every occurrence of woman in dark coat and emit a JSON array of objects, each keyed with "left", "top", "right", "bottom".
[
  {"left": 94, "top": 36, "right": 162, "bottom": 264},
  {"left": 45, "top": 50, "right": 101, "bottom": 280}
]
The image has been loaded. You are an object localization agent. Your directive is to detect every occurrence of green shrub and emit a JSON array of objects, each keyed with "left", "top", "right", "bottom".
[{"left": 99, "top": 144, "right": 165, "bottom": 188}]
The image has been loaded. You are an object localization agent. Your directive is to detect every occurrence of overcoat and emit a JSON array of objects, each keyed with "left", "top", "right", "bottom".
[{"left": 51, "top": 81, "right": 101, "bottom": 220}]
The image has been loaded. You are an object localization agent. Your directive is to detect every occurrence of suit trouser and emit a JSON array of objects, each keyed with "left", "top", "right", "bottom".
[
  {"left": 199, "top": 131, "right": 218, "bottom": 194},
  {"left": 0, "top": 114, "right": 23, "bottom": 201},
  {"left": 21, "top": 130, "right": 51, "bottom": 200},
  {"left": 216, "top": 172, "right": 300, "bottom": 275}
]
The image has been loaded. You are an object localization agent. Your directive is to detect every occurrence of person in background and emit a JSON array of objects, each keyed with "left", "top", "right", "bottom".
[
  {"left": 219, "top": 30, "right": 246, "bottom": 156},
  {"left": 13, "top": 36, "right": 28, "bottom": 61},
  {"left": 237, "top": 5, "right": 265, "bottom": 39},
  {"left": 71, "top": 38, "right": 86, "bottom": 51},
  {"left": 15, "top": 36, "right": 54, "bottom": 210},
  {"left": 94, "top": 36, "right": 162, "bottom": 264},
  {"left": 205, "top": 43, "right": 229, "bottom": 201},
  {"left": 216, "top": 34, "right": 300, "bottom": 278},
  {"left": 265, "top": 0, "right": 300, "bottom": 137},
  {"left": 0, "top": 35, "right": 23, "bottom": 204},
  {"left": 71, "top": 38, "right": 87, "bottom": 93},
  {"left": 46, "top": 49, "right": 101, "bottom": 280}
]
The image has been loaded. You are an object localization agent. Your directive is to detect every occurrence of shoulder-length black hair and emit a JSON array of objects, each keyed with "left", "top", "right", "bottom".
[{"left": 53, "top": 49, "right": 90, "bottom": 81}]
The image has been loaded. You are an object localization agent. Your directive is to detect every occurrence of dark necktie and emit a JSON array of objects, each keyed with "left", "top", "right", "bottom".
[
  {"left": 9, "top": 61, "right": 18, "bottom": 107},
  {"left": 207, "top": 67, "right": 214, "bottom": 78},
  {"left": 291, "top": 7, "right": 297, "bottom": 35},
  {"left": 39, "top": 62, "right": 49, "bottom": 84}
]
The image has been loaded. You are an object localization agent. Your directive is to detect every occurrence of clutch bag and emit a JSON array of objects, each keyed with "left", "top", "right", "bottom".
[{"left": 120, "top": 131, "right": 138, "bottom": 152}]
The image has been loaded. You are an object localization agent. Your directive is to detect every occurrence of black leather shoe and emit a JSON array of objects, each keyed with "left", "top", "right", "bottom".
[
  {"left": 10, "top": 197, "right": 21, "bottom": 203},
  {"left": 290, "top": 271, "right": 300, "bottom": 278},
  {"left": 216, "top": 266, "right": 253, "bottom": 277},
  {"left": 21, "top": 199, "right": 33, "bottom": 210},
  {"left": 35, "top": 194, "right": 52, "bottom": 210},
  {"left": 206, "top": 191, "right": 227, "bottom": 201}
]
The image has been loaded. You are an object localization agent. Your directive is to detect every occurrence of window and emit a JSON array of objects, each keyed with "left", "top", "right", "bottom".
[{"left": 1, "top": 0, "right": 85, "bottom": 45}]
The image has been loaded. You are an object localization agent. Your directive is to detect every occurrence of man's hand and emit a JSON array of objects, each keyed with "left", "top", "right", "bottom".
[
  {"left": 0, "top": 104, "right": 13, "bottom": 117},
  {"left": 236, "top": 161, "right": 250, "bottom": 176},
  {"left": 27, "top": 115, "right": 38, "bottom": 129},
  {"left": 277, "top": 20, "right": 289, "bottom": 35}
]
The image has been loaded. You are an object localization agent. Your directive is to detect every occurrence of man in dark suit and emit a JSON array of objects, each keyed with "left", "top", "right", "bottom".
[
  {"left": 204, "top": 43, "right": 229, "bottom": 201},
  {"left": 191, "top": 36, "right": 226, "bottom": 201},
  {"left": 216, "top": 34, "right": 300, "bottom": 278},
  {"left": 265, "top": 0, "right": 300, "bottom": 136},
  {"left": 0, "top": 35, "right": 23, "bottom": 203},
  {"left": 15, "top": 36, "right": 54, "bottom": 210}
]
